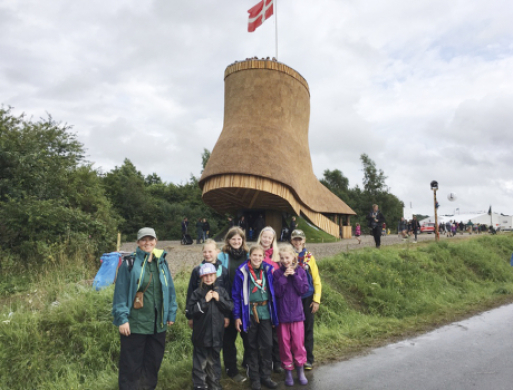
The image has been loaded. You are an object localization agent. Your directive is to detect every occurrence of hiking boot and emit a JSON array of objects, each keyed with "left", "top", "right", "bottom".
[
  {"left": 304, "top": 362, "right": 313, "bottom": 370},
  {"left": 273, "top": 363, "right": 283, "bottom": 373},
  {"left": 296, "top": 366, "right": 308, "bottom": 385},
  {"left": 230, "top": 373, "right": 247, "bottom": 383},
  {"left": 284, "top": 370, "right": 294, "bottom": 386},
  {"left": 261, "top": 377, "right": 278, "bottom": 389},
  {"left": 251, "top": 381, "right": 261, "bottom": 390}
]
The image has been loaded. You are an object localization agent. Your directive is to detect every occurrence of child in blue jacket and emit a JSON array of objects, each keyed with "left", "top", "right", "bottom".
[{"left": 233, "top": 245, "right": 279, "bottom": 390}]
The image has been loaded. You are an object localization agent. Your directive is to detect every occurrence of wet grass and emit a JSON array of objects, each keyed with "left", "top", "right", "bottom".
[{"left": 1, "top": 234, "right": 512, "bottom": 389}]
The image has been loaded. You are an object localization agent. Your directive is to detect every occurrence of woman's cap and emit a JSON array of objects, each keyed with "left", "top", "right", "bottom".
[
  {"left": 290, "top": 229, "right": 306, "bottom": 239},
  {"left": 200, "top": 263, "right": 217, "bottom": 277},
  {"left": 137, "top": 227, "right": 157, "bottom": 241}
]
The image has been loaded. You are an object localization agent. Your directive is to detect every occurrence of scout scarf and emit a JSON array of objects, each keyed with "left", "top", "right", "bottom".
[
  {"left": 297, "top": 249, "right": 311, "bottom": 268},
  {"left": 248, "top": 261, "right": 266, "bottom": 293}
]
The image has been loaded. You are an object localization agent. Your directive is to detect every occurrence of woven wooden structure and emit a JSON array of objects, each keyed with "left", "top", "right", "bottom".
[{"left": 199, "top": 60, "right": 356, "bottom": 238}]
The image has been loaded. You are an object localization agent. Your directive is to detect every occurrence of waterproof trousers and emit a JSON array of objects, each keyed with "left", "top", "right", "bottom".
[
  {"left": 245, "top": 316, "right": 273, "bottom": 383},
  {"left": 223, "top": 314, "right": 248, "bottom": 377},
  {"left": 302, "top": 295, "right": 315, "bottom": 364},
  {"left": 277, "top": 321, "right": 307, "bottom": 369},
  {"left": 119, "top": 331, "right": 166, "bottom": 390},
  {"left": 271, "top": 325, "right": 282, "bottom": 369},
  {"left": 372, "top": 226, "right": 381, "bottom": 248},
  {"left": 192, "top": 346, "right": 222, "bottom": 390}
]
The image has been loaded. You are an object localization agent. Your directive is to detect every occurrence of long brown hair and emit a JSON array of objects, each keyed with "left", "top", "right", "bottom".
[{"left": 222, "top": 226, "right": 249, "bottom": 253}]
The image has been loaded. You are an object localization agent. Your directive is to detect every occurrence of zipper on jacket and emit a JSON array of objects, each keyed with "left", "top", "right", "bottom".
[{"left": 161, "top": 265, "right": 167, "bottom": 328}]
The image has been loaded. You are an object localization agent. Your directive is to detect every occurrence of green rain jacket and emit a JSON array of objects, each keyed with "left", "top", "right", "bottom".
[{"left": 112, "top": 247, "right": 177, "bottom": 328}]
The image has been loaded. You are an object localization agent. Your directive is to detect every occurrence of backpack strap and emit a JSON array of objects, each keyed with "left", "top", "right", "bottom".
[{"left": 123, "top": 253, "right": 136, "bottom": 272}]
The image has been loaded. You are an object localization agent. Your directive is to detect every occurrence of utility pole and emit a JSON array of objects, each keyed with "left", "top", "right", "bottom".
[{"left": 431, "top": 181, "right": 439, "bottom": 242}]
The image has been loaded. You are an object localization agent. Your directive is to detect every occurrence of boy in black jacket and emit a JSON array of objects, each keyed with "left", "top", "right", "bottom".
[{"left": 188, "top": 263, "right": 233, "bottom": 390}]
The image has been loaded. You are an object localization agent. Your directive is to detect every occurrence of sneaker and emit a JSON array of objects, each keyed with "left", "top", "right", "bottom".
[
  {"left": 304, "top": 362, "right": 313, "bottom": 370},
  {"left": 231, "top": 373, "right": 247, "bottom": 383},
  {"left": 261, "top": 378, "right": 278, "bottom": 389},
  {"left": 413, "top": 241, "right": 417, "bottom": 244}
]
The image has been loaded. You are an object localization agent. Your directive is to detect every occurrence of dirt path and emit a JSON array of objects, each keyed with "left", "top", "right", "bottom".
[{"left": 120, "top": 232, "right": 481, "bottom": 275}]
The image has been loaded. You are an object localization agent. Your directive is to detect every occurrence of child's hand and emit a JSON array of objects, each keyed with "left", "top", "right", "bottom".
[
  {"left": 224, "top": 318, "right": 230, "bottom": 328},
  {"left": 235, "top": 318, "right": 242, "bottom": 332},
  {"left": 205, "top": 290, "right": 213, "bottom": 302},
  {"left": 211, "top": 291, "right": 220, "bottom": 301},
  {"left": 310, "top": 302, "right": 320, "bottom": 314},
  {"left": 188, "top": 319, "right": 193, "bottom": 329},
  {"left": 285, "top": 267, "right": 295, "bottom": 276}
]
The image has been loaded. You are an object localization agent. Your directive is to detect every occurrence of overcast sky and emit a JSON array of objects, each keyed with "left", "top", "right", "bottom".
[{"left": 1, "top": 0, "right": 512, "bottom": 217}]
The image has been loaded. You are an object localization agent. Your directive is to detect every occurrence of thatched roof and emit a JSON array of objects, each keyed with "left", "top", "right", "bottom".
[{"left": 199, "top": 59, "right": 355, "bottom": 218}]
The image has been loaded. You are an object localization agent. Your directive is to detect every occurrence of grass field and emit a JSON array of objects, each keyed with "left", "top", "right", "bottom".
[{"left": 1, "top": 234, "right": 512, "bottom": 389}]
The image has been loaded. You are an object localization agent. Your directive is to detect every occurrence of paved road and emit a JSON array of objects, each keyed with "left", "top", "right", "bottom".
[{"left": 306, "top": 303, "right": 513, "bottom": 390}]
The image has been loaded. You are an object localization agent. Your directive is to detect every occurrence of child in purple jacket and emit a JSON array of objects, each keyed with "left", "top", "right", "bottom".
[{"left": 273, "top": 244, "right": 310, "bottom": 386}]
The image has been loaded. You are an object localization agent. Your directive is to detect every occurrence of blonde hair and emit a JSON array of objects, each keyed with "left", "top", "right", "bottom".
[
  {"left": 257, "top": 226, "right": 280, "bottom": 263},
  {"left": 202, "top": 238, "right": 217, "bottom": 251},
  {"left": 249, "top": 244, "right": 265, "bottom": 256},
  {"left": 278, "top": 244, "right": 298, "bottom": 269},
  {"left": 222, "top": 226, "right": 249, "bottom": 253}
]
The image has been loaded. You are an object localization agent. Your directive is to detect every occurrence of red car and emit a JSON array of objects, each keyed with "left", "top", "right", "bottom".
[{"left": 420, "top": 223, "right": 435, "bottom": 234}]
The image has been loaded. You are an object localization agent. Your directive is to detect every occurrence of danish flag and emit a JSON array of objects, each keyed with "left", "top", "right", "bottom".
[{"left": 248, "top": 0, "right": 274, "bottom": 33}]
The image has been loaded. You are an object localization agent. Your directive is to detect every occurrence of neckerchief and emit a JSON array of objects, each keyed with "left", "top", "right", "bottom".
[
  {"left": 248, "top": 261, "right": 266, "bottom": 293},
  {"left": 297, "top": 248, "right": 310, "bottom": 268}
]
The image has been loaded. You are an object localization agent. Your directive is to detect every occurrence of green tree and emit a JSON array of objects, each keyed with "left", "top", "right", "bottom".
[
  {"left": 361, "top": 153, "right": 387, "bottom": 195},
  {"left": 0, "top": 107, "right": 119, "bottom": 261},
  {"left": 102, "top": 159, "right": 154, "bottom": 238},
  {"left": 320, "top": 169, "right": 349, "bottom": 197},
  {"left": 201, "top": 148, "right": 211, "bottom": 173}
]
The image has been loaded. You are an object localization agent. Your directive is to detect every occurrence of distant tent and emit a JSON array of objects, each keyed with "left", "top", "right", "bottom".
[{"left": 93, "top": 252, "right": 123, "bottom": 291}]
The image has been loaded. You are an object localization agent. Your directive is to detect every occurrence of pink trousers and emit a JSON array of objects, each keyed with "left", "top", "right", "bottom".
[{"left": 277, "top": 321, "right": 307, "bottom": 370}]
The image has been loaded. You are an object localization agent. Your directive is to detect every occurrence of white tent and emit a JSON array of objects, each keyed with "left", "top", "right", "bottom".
[{"left": 420, "top": 212, "right": 504, "bottom": 228}]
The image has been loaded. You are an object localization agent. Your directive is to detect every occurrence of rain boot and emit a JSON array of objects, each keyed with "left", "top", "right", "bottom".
[
  {"left": 284, "top": 369, "right": 294, "bottom": 387},
  {"left": 296, "top": 365, "right": 308, "bottom": 385}
]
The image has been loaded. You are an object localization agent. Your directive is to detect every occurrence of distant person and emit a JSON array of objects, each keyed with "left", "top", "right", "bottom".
[
  {"left": 467, "top": 220, "right": 474, "bottom": 234},
  {"left": 228, "top": 216, "right": 235, "bottom": 228},
  {"left": 254, "top": 214, "right": 266, "bottom": 239},
  {"left": 112, "top": 227, "right": 177, "bottom": 390},
  {"left": 203, "top": 218, "right": 210, "bottom": 241},
  {"left": 445, "top": 221, "right": 452, "bottom": 237},
  {"left": 290, "top": 216, "right": 297, "bottom": 232},
  {"left": 181, "top": 217, "right": 189, "bottom": 235},
  {"left": 366, "top": 204, "right": 385, "bottom": 248},
  {"left": 239, "top": 216, "right": 247, "bottom": 233},
  {"left": 411, "top": 216, "right": 420, "bottom": 243},
  {"left": 398, "top": 217, "right": 408, "bottom": 240},
  {"left": 196, "top": 218, "right": 204, "bottom": 244},
  {"left": 355, "top": 223, "right": 361, "bottom": 244}
]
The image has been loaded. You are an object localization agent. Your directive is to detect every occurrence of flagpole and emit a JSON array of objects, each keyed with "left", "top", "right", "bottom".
[{"left": 274, "top": 0, "right": 278, "bottom": 60}]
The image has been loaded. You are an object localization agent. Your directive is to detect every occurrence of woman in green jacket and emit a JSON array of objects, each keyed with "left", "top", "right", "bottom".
[{"left": 112, "top": 227, "right": 177, "bottom": 390}]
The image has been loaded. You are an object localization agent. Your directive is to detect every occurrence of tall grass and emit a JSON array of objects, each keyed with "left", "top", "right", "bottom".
[{"left": 1, "top": 235, "right": 513, "bottom": 389}]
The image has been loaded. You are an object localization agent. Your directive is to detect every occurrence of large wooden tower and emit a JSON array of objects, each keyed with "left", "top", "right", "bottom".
[{"left": 199, "top": 59, "right": 356, "bottom": 238}]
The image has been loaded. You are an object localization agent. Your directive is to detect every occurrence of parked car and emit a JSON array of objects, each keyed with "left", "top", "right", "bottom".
[{"left": 420, "top": 223, "right": 435, "bottom": 234}]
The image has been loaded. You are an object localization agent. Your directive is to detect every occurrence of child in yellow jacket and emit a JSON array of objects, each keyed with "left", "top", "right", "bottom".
[{"left": 290, "top": 229, "right": 321, "bottom": 370}]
